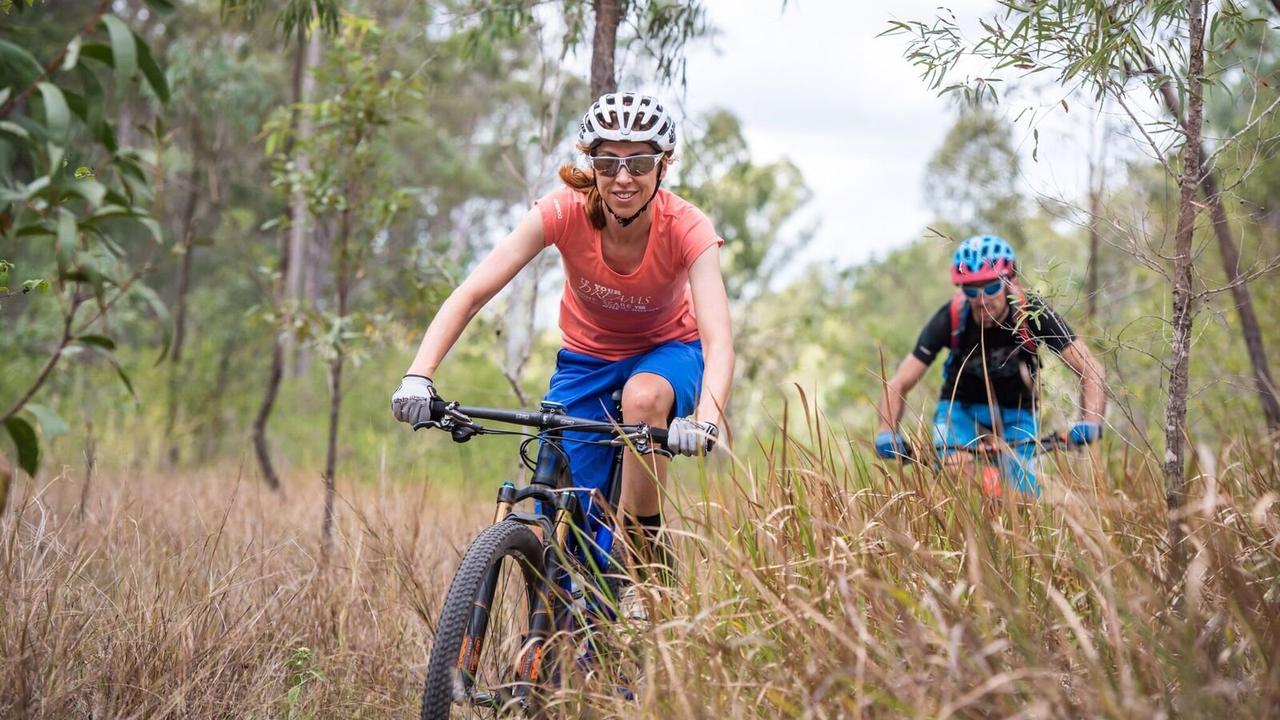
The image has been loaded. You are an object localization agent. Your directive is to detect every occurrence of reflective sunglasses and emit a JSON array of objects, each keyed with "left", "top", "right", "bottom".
[
  {"left": 588, "top": 152, "right": 665, "bottom": 177},
  {"left": 960, "top": 279, "right": 1005, "bottom": 299}
]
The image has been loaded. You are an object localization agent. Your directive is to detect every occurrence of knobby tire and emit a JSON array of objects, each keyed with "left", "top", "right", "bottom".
[{"left": 421, "top": 520, "right": 544, "bottom": 720}]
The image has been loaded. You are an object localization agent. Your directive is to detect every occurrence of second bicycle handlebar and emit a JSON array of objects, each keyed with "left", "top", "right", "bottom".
[{"left": 894, "top": 432, "right": 1070, "bottom": 461}]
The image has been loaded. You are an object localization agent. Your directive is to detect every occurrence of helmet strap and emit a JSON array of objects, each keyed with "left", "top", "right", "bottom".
[{"left": 599, "top": 165, "right": 665, "bottom": 228}]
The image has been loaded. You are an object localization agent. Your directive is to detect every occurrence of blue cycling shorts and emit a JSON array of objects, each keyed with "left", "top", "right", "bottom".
[
  {"left": 932, "top": 400, "right": 1040, "bottom": 496},
  {"left": 542, "top": 340, "right": 703, "bottom": 520}
]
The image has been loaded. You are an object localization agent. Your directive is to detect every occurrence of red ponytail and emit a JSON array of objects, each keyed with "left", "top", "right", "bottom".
[{"left": 557, "top": 165, "right": 607, "bottom": 230}]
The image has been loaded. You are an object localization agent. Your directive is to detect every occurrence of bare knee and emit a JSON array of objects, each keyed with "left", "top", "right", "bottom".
[{"left": 621, "top": 374, "right": 675, "bottom": 424}]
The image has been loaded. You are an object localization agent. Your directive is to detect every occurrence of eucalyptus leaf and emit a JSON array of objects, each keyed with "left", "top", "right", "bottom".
[
  {"left": 36, "top": 82, "right": 71, "bottom": 143},
  {"left": 64, "top": 177, "right": 107, "bottom": 208},
  {"left": 62, "top": 35, "right": 82, "bottom": 72},
  {"left": 62, "top": 89, "right": 89, "bottom": 121},
  {"left": 107, "top": 355, "right": 138, "bottom": 402},
  {"left": 56, "top": 208, "right": 77, "bottom": 268},
  {"left": 3, "top": 416, "right": 39, "bottom": 476},
  {"left": 78, "top": 42, "right": 113, "bottom": 66},
  {"left": 101, "top": 15, "right": 138, "bottom": 91},
  {"left": 134, "top": 31, "right": 169, "bottom": 103},
  {"left": 25, "top": 404, "right": 69, "bottom": 442},
  {"left": 131, "top": 282, "right": 172, "bottom": 363},
  {"left": 0, "top": 120, "right": 30, "bottom": 141},
  {"left": 0, "top": 39, "right": 42, "bottom": 85},
  {"left": 74, "top": 334, "right": 116, "bottom": 351}
]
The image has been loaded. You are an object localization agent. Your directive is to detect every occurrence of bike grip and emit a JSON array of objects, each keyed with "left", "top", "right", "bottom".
[
  {"left": 650, "top": 427, "right": 669, "bottom": 449},
  {"left": 410, "top": 399, "right": 451, "bottom": 432}
]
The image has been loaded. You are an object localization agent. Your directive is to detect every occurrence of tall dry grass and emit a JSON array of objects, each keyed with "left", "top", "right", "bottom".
[
  {"left": 3, "top": 415, "right": 1279, "bottom": 718},
  {"left": 0, "top": 465, "right": 487, "bottom": 719},
  {"left": 629, "top": 412, "right": 1280, "bottom": 718}
]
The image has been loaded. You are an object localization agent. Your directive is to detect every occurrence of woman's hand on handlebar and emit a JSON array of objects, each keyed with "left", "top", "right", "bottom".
[{"left": 391, "top": 374, "right": 440, "bottom": 426}]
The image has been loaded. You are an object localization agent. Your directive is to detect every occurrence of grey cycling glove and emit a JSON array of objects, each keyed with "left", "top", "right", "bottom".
[
  {"left": 667, "top": 417, "right": 719, "bottom": 456},
  {"left": 391, "top": 374, "right": 439, "bottom": 426}
]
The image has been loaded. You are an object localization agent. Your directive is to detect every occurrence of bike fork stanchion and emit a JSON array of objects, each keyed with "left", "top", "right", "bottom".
[{"left": 494, "top": 481, "right": 516, "bottom": 524}]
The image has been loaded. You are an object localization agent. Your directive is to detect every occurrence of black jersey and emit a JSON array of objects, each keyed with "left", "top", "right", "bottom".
[{"left": 910, "top": 296, "right": 1076, "bottom": 409}]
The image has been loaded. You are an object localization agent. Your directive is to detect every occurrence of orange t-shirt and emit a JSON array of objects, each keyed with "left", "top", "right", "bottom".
[{"left": 536, "top": 187, "right": 723, "bottom": 361}]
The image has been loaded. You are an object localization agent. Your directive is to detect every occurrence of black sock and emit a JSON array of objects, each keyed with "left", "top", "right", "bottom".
[{"left": 625, "top": 513, "right": 674, "bottom": 585}]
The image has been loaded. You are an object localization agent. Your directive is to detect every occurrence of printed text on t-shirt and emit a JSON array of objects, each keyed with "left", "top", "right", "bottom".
[{"left": 575, "top": 278, "right": 655, "bottom": 313}]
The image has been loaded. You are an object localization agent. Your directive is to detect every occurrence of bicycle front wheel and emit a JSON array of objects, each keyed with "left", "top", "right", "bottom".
[{"left": 421, "top": 520, "right": 546, "bottom": 720}]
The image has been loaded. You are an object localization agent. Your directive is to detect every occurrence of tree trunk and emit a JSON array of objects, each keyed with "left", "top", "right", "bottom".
[
  {"left": 252, "top": 336, "right": 285, "bottom": 491},
  {"left": 1202, "top": 171, "right": 1280, "bottom": 435},
  {"left": 250, "top": 32, "right": 317, "bottom": 491},
  {"left": 321, "top": 203, "right": 353, "bottom": 553},
  {"left": 0, "top": 450, "right": 11, "bottom": 516},
  {"left": 78, "top": 420, "right": 95, "bottom": 522},
  {"left": 500, "top": 258, "right": 543, "bottom": 406},
  {"left": 1163, "top": 0, "right": 1205, "bottom": 586},
  {"left": 285, "top": 32, "right": 321, "bottom": 378},
  {"left": 1086, "top": 178, "right": 1101, "bottom": 321},
  {"left": 590, "top": 0, "right": 622, "bottom": 98},
  {"left": 1145, "top": 45, "right": 1280, "bottom": 440},
  {"left": 199, "top": 338, "right": 236, "bottom": 464},
  {"left": 165, "top": 127, "right": 204, "bottom": 466}
]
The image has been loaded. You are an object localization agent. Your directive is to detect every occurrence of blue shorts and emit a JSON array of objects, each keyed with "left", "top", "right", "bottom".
[
  {"left": 932, "top": 400, "right": 1040, "bottom": 496},
  {"left": 543, "top": 340, "right": 703, "bottom": 520}
]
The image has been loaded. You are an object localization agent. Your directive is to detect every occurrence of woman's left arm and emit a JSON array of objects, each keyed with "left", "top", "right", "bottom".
[
  {"left": 1059, "top": 339, "right": 1107, "bottom": 423},
  {"left": 688, "top": 244, "right": 735, "bottom": 429}
]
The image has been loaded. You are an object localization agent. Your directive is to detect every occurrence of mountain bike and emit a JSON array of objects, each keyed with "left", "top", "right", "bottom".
[{"left": 416, "top": 396, "right": 670, "bottom": 720}]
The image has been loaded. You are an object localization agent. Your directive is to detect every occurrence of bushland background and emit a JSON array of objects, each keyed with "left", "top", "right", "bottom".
[{"left": 3, "top": 1, "right": 1279, "bottom": 717}]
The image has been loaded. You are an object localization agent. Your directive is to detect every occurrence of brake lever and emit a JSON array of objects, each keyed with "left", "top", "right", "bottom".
[
  {"left": 614, "top": 423, "right": 674, "bottom": 458},
  {"left": 411, "top": 402, "right": 474, "bottom": 433}
]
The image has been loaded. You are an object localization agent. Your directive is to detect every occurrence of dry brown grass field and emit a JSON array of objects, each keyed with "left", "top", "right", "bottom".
[{"left": 3, "top": 422, "right": 1279, "bottom": 719}]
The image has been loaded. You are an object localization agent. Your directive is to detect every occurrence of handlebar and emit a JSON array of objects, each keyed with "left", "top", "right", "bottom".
[
  {"left": 412, "top": 399, "right": 669, "bottom": 452},
  {"left": 895, "top": 432, "right": 1070, "bottom": 461},
  {"left": 941, "top": 432, "right": 1069, "bottom": 455}
]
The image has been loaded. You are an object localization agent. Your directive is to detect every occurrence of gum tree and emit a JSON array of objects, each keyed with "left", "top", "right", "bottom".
[
  {"left": 264, "top": 14, "right": 416, "bottom": 549},
  {"left": 0, "top": 2, "right": 171, "bottom": 510}
]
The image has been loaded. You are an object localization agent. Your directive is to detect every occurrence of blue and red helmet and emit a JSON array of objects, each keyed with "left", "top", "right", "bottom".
[{"left": 951, "top": 234, "right": 1018, "bottom": 284}]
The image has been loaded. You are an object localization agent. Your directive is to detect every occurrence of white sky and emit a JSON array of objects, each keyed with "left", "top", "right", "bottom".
[{"left": 672, "top": 0, "right": 1099, "bottom": 270}]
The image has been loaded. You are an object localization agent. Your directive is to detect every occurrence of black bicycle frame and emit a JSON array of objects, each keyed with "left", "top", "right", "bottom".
[{"left": 422, "top": 398, "right": 667, "bottom": 690}]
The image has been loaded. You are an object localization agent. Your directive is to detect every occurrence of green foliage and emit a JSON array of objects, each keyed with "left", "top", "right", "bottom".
[
  {"left": 1, "top": 8, "right": 171, "bottom": 474},
  {"left": 883, "top": 0, "right": 1268, "bottom": 126},
  {"left": 0, "top": 0, "right": 36, "bottom": 16},
  {"left": 923, "top": 107, "right": 1025, "bottom": 244},
  {"left": 455, "top": 0, "right": 712, "bottom": 92},
  {"left": 2, "top": 416, "right": 38, "bottom": 475},
  {"left": 220, "top": 0, "right": 341, "bottom": 44},
  {"left": 264, "top": 14, "right": 418, "bottom": 362},
  {"left": 673, "top": 109, "right": 812, "bottom": 302},
  {"left": 282, "top": 646, "right": 323, "bottom": 718}
]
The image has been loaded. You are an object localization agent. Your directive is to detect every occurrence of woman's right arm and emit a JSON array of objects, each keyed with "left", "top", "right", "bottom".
[
  {"left": 876, "top": 355, "right": 929, "bottom": 432},
  {"left": 405, "top": 207, "right": 546, "bottom": 378}
]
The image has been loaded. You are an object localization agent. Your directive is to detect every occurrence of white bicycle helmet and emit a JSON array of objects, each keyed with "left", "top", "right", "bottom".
[{"left": 577, "top": 92, "right": 678, "bottom": 153}]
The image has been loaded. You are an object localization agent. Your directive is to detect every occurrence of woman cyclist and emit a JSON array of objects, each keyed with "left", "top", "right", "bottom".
[
  {"left": 390, "top": 92, "right": 734, "bottom": 611},
  {"left": 874, "top": 235, "right": 1106, "bottom": 496}
]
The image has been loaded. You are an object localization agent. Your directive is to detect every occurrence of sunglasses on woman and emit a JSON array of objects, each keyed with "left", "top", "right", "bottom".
[
  {"left": 588, "top": 152, "right": 665, "bottom": 177},
  {"left": 960, "top": 279, "right": 1005, "bottom": 299}
]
